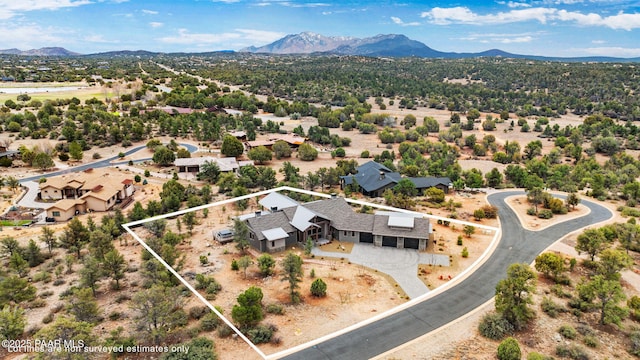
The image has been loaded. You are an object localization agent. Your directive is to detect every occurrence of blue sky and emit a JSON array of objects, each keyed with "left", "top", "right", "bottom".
[{"left": 1, "top": 0, "right": 639, "bottom": 57}]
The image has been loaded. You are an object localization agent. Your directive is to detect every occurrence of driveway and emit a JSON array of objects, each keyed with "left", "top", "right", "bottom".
[
  {"left": 279, "top": 191, "right": 613, "bottom": 360},
  {"left": 312, "top": 244, "right": 449, "bottom": 299}
]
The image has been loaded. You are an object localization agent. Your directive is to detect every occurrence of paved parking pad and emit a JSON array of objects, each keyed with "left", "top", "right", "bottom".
[{"left": 312, "top": 243, "right": 449, "bottom": 299}]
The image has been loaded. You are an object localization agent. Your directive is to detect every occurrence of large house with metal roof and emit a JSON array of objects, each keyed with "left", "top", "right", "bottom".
[
  {"left": 340, "top": 161, "right": 452, "bottom": 197},
  {"left": 242, "top": 192, "right": 433, "bottom": 253}
]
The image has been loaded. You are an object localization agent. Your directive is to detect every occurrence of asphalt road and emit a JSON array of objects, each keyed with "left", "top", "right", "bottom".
[
  {"left": 18, "top": 143, "right": 198, "bottom": 184},
  {"left": 281, "top": 190, "right": 612, "bottom": 360}
]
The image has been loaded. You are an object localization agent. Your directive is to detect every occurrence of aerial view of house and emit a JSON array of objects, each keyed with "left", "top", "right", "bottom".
[
  {"left": 242, "top": 192, "right": 433, "bottom": 253},
  {"left": 174, "top": 156, "right": 253, "bottom": 173},
  {"left": 340, "top": 161, "right": 452, "bottom": 197},
  {"left": 39, "top": 168, "right": 135, "bottom": 220}
]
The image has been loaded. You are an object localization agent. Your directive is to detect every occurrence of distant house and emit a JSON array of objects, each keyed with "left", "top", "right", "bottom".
[
  {"left": 41, "top": 168, "right": 135, "bottom": 221},
  {"left": 245, "top": 133, "right": 306, "bottom": 150},
  {"left": 0, "top": 145, "right": 18, "bottom": 160},
  {"left": 174, "top": 156, "right": 254, "bottom": 173},
  {"left": 340, "top": 161, "right": 452, "bottom": 197},
  {"left": 241, "top": 192, "right": 433, "bottom": 253}
]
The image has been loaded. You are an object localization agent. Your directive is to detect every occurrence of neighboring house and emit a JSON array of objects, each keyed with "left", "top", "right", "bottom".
[
  {"left": 40, "top": 168, "right": 135, "bottom": 221},
  {"left": 174, "top": 156, "right": 254, "bottom": 173},
  {"left": 340, "top": 161, "right": 452, "bottom": 197},
  {"left": 241, "top": 192, "right": 433, "bottom": 253},
  {"left": 245, "top": 133, "right": 306, "bottom": 150},
  {"left": 0, "top": 145, "right": 18, "bottom": 159}
]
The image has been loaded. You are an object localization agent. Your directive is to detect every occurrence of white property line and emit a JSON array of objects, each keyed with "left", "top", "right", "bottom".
[{"left": 122, "top": 186, "right": 499, "bottom": 360}]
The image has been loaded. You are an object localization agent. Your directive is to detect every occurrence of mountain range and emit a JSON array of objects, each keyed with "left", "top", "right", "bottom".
[{"left": 2, "top": 33, "right": 639, "bottom": 62}]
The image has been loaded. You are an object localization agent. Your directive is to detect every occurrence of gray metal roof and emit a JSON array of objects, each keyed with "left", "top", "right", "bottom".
[
  {"left": 262, "top": 227, "right": 289, "bottom": 241},
  {"left": 246, "top": 211, "right": 295, "bottom": 241},
  {"left": 373, "top": 215, "right": 430, "bottom": 238},
  {"left": 290, "top": 206, "right": 320, "bottom": 231},
  {"left": 259, "top": 192, "right": 299, "bottom": 211}
]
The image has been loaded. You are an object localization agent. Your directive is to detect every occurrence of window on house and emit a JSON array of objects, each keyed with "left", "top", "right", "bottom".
[
  {"left": 52, "top": 211, "right": 60, "bottom": 217},
  {"left": 352, "top": 231, "right": 355, "bottom": 236},
  {"left": 107, "top": 199, "right": 111, "bottom": 204},
  {"left": 271, "top": 241, "right": 275, "bottom": 248},
  {"left": 343, "top": 231, "right": 347, "bottom": 236}
]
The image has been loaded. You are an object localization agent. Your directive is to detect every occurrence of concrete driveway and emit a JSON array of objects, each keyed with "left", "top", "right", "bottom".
[{"left": 312, "top": 244, "right": 449, "bottom": 299}]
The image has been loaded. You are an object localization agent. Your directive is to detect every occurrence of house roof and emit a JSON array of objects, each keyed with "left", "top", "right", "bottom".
[
  {"left": 408, "top": 177, "right": 452, "bottom": 189},
  {"left": 372, "top": 215, "right": 431, "bottom": 238},
  {"left": 246, "top": 211, "right": 295, "bottom": 241},
  {"left": 262, "top": 227, "right": 289, "bottom": 241},
  {"left": 259, "top": 192, "right": 299, "bottom": 211},
  {"left": 341, "top": 161, "right": 452, "bottom": 193},
  {"left": 244, "top": 193, "right": 432, "bottom": 243},
  {"left": 49, "top": 198, "right": 85, "bottom": 211}
]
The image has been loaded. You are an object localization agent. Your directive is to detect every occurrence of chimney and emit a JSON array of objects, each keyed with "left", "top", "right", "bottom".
[
  {"left": 255, "top": 211, "right": 261, "bottom": 218},
  {"left": 380, "top": 171, "right": 385, "bottom": 180},
  {"left": 270, "top": 206, "right": 278, "bottom": 212},
  {"left": 330, "top": 193, "right": 337, "bottom": 199}
]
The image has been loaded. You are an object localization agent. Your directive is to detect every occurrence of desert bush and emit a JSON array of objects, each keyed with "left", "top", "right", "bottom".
[
  {"left": 266, "top": 304, "right": 285, "bottom": 315},
  {"left": 310, "top": 278, "right": 327, "bottom": 297},
  {"left": 559, "top": 324, "right": 577, "bottom": 339},
  {"left": 478, "top": 313, "right": 513, "bottom": 340},
  {"left": 527, "top": 352, "right": 554, "bottom": 360},
  {"left": 497, "top": 337, "right": 521, "bottom": 360},
  {"left": 217, "top": 324, "right": 233, "bottom": 338},
  {"left": 583, "top": 335, "right": 598, "bottom": 348},
  {"left": 541, "top": 296, "right": 564, "bottom": 318},
  {"left": 630, "top": 331, "right": 640, "bottom": 356},
  {"left": 247, "top": 324, "right": 274, "bottom": 344},
  {"left": 200, "top": 311, "right": 221, "bottom": 331},
  {"left": 556, "top": 344, "right": 590, "bottom": 360},
  {"left": 538, "top": 209, "right": 553, "bottom": 219},
  {"left": 480, "top": 205, "right": 498, "bottom": 219},
  {"left": 189, "top": 306, "right": 209, "bottom": 320},
  {"left": 527, "top": 207, "right": 537, "bottom": 216}
]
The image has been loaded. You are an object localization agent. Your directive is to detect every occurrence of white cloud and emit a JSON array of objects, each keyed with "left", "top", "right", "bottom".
[
  {"left": 458, "top": 31, "right": 538, "bottom": 44},
  {"left": 499, "top": 1, "right": 532, "bottom": 8},
  {"left": 142, "top": 9, "right": 159, "bottom": 15},
  {"left": 84, "top": 34, "right": 120, "bottom": 43},
  {"left": 0, "top": 23, "right": 69, "bottom": 49},
  {"left": 150, "top": 22, "right": 164, "bottom": 28},
  {"left": 158, "top": 28, "right": 286, "bottom": 49},
  {"left": 391, "top": 16, "right": 420, "bottom": 27},
  {"left": 421, "top": 6, "right": 640, "bottom": 30},
  {"left": 592, "top": 39, "right": 606, "bottom": 44},
  {"left": 235, "top": 28, "right": 286, "bottom": 42},
  {"left": 580, "top": 46, "right": 640, "bottom": 57},
  {"left": 0, "top": 0, "right": 92, "bottom": 19},
  {"left": 158, "top": 29, "right": 241, "bottom": 45},
  {"left": 421, "top": 6, "right": 555, "bottom": 25}
]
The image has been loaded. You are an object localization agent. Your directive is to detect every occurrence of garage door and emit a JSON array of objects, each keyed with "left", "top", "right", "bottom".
[
  {"left": 360, "top": 232, "right": 373, "bottom": 243},
  {"left": 382, "top": 236, "right": 397, "bottom": 247},
  {"left": 404, "top": 238, "right": 420, "bottom": 249}
]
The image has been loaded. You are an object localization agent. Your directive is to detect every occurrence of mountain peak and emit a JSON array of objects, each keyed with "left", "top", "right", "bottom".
[{"left": 0, "top": 47, "right": 80, "bottom": 56}]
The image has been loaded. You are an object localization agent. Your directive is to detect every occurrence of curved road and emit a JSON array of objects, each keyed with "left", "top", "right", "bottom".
[
  {"left": 18, "top": 143, "right": 198, "bottom": 184},
  {"left": 282, "top": 191, "right": 612, "bottom": 360}
]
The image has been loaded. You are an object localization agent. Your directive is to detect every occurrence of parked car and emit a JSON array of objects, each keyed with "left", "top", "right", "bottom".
[{"left": 213, "top": 229, "right": 234, "bottom": 244}]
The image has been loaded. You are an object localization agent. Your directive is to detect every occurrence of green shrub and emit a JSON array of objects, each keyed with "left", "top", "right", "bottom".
[
  {"left": 497, "top": 337, "right": 521, "bottom": 360},
  {"left": 527, "top": 207, "right": 537, "bottom": 216},
  {"left": 200, "top": 312, "right": 221, "bottom": 331},
  {"left": 266, "top": 304, "right": 284, "bottom": 315},
  {"left": 189, "top": 306, "right": 209, "bottom": 320},
  {"left": 630, "top": 331, "right": 640, "bottom": 356},
  {"left": 310, "top": 278, "right": 327, "bottom": 297},
  {"left": 583, "top": 335, "right": 598, "bottom": 348},
  {"left": 538, "top": 209, "right": 553, "bottom": 219},
  {"left": 527, "top": 352, "right": 554, "bottom": 360},
  {"left": 556, "top": 344, "right": 590, "bottom": 360},
  {"left": 559, "top": 324, "right": 577, "bottom": 339},
  {"left": 478, "top": 313, "right": 513, "bottom": 340},
  {"left": 622, "top": 207, "right": 640, "bottom": 217},
  {"left": 461, "top": 247, "right": 469, "bottom": 258},
  {"left": 231, "top": 259, "right": 239, "bottom": 271},
  {"left": 541, "top": 296, "right": 563, "bottom": 318},
  {"left": 247, "top": 324, "right": 274, "bottom": 344},
  {"left": 217, "top": 324, "right": 233, "bottom": 337}
]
